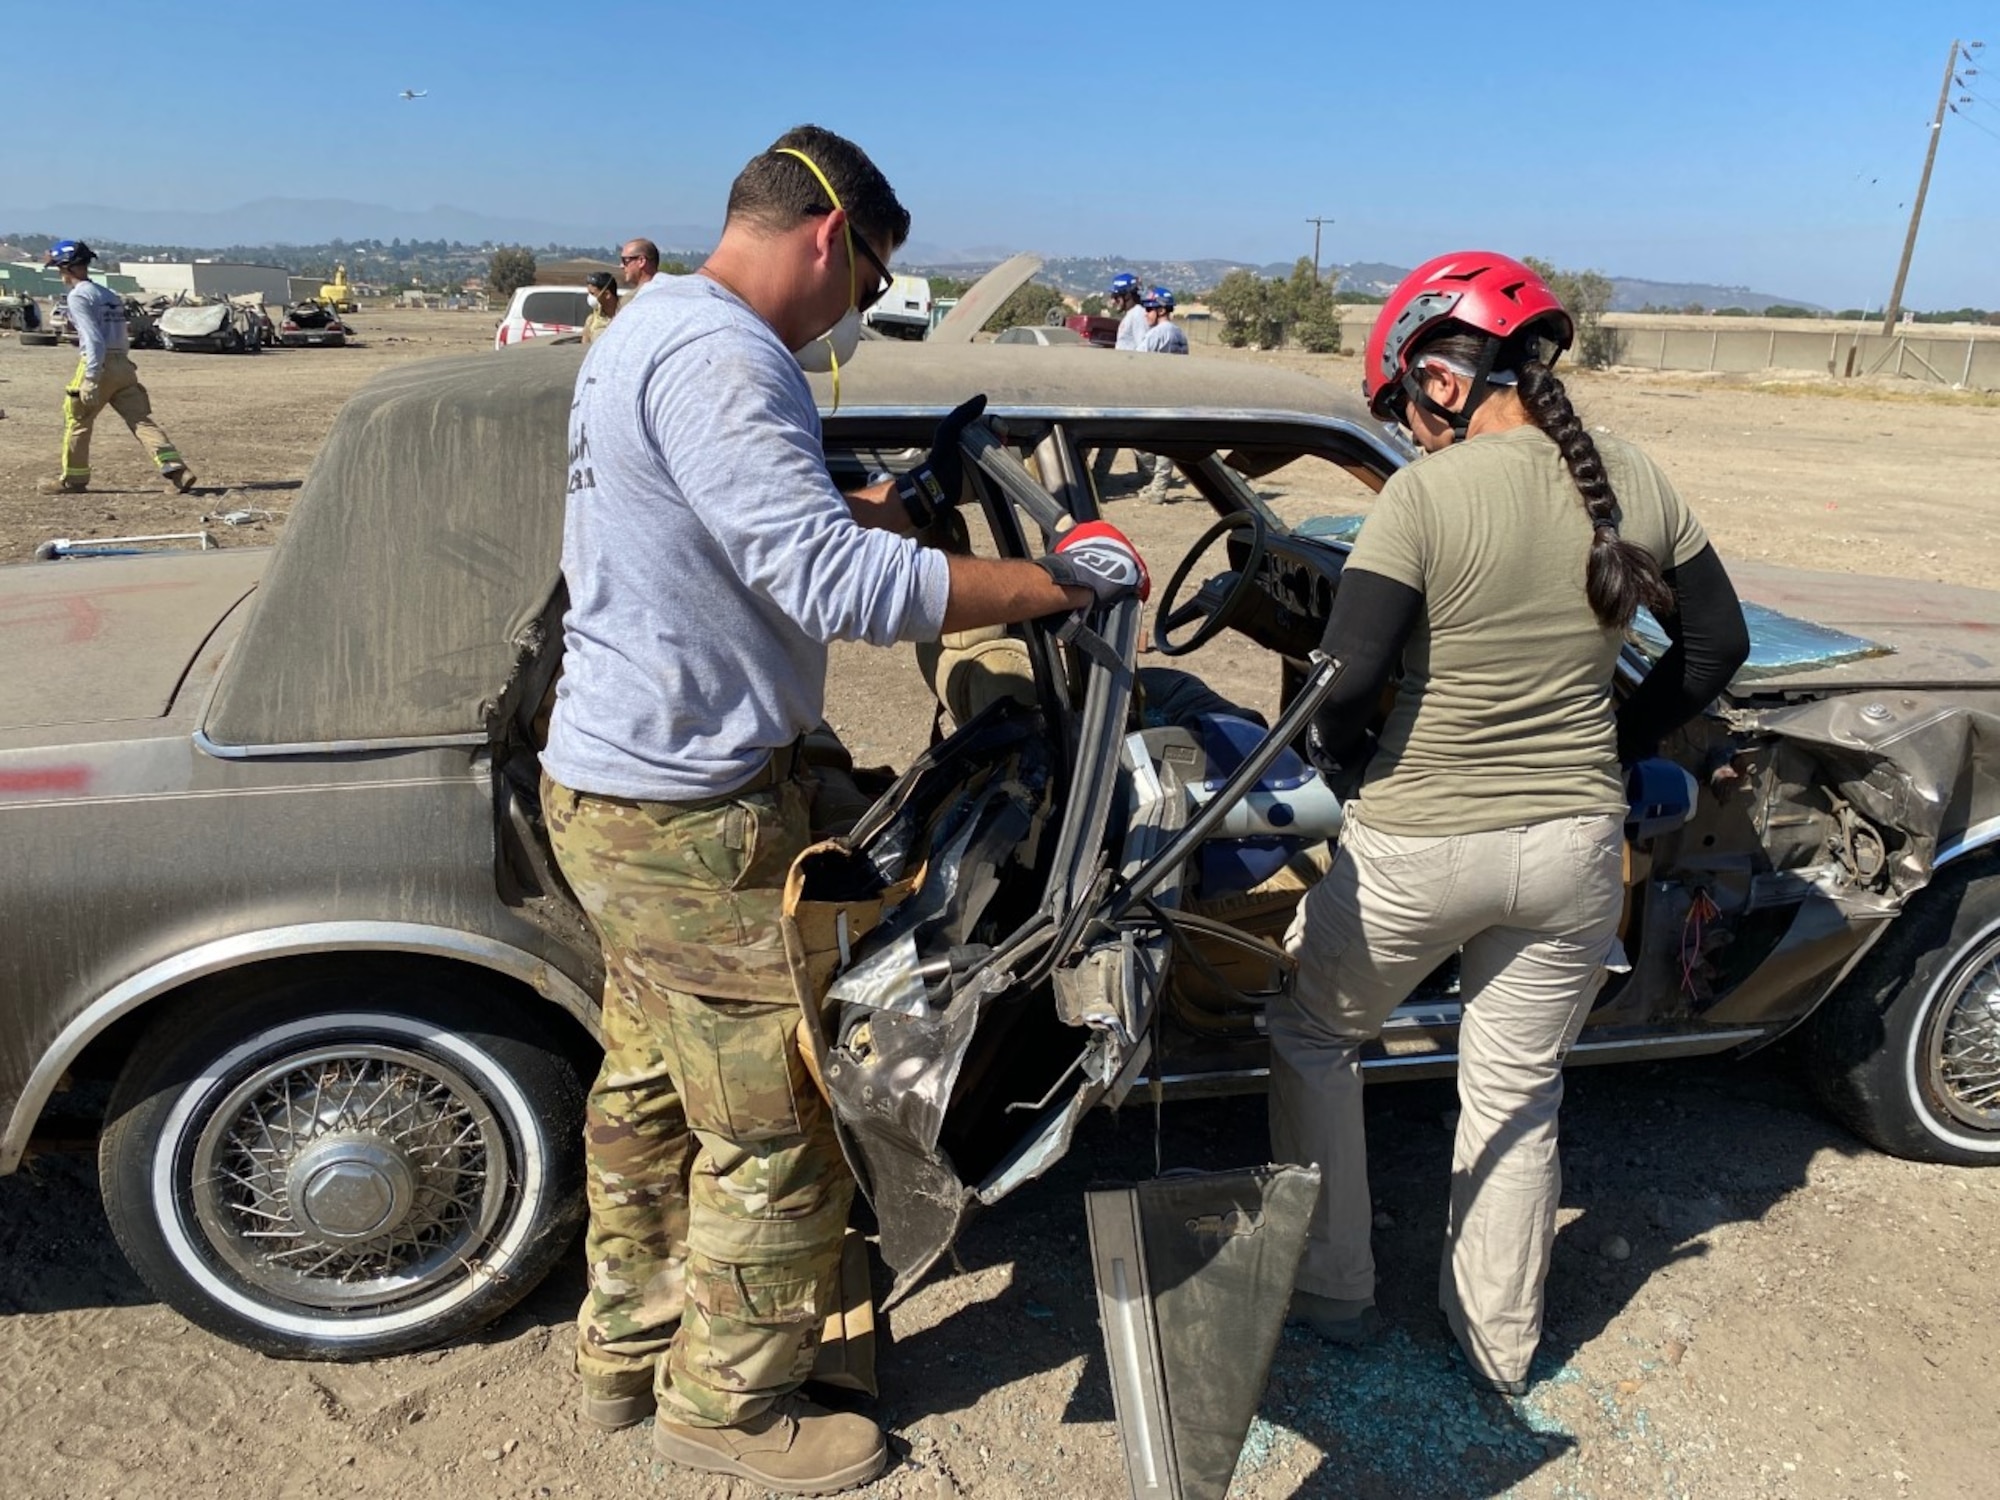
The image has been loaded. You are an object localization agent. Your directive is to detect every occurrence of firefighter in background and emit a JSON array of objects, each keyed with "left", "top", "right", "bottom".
[
  {"left": 1138, "top": 287, "right": 1190, "bottom": 502},
  {"left": 37, "top": 240, "right": 196, "bottom": 496}
]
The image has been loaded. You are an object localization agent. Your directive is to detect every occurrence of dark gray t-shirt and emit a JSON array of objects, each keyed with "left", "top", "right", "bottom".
[{"left": 542, "top": 276, "right": 950, "bottom": 800}]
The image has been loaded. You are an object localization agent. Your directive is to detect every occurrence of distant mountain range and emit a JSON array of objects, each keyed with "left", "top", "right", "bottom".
[
  {"left": 0, "top": 198, "right": 1826, "bottom": 313},
  {"left": 918, "top": 256, "right": 1827, "bottom": 314},
  {"left": 0, "top": 198, "right": 718, "bottom": 255}
]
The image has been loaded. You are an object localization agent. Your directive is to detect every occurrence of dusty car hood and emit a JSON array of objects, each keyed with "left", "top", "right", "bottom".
[
  {"left": 1727, "top": 563, "right": 2000, "bottom": 688},
  {"left": 157, "top": 303, "right": 234, "bottom": 337},
  {"left": 0, "top": 551, "right": 267, "bottom": 731}
]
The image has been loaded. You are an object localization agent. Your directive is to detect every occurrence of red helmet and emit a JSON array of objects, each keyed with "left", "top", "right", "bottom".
[{"left": 1363, "top": 251, "right": 1574, "bottom": 420}]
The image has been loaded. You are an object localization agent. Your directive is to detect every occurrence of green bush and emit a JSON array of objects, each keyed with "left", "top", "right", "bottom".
[
  {"left": 488, "top": 246, "right": 538, "bottom": 302},
  {"left": 1524, "top": 257, "right": 1619, "bottom": 369}
]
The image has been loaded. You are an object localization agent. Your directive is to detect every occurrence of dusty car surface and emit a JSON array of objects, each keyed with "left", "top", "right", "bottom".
[
  {"left": 2, "top": 340, "right": 1997, "bottom": 1363},
  {"left": 278, "top": 301, "right": 352, "bottom": 347},
  {"left": 156, "top": 298, "right": 264, "bottom": 354}
]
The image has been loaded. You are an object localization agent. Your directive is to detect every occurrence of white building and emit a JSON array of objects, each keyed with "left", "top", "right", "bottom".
[{"left": 121, "top": 260, "right": 294, "bottom": 307}]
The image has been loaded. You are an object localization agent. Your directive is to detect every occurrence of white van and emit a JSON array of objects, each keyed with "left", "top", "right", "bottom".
[
  {"left": 863, "top": 275, "right": 932, "bottom": 340},
  {"left": 493, "top": 286, "right": 593, "bottom": 350}
]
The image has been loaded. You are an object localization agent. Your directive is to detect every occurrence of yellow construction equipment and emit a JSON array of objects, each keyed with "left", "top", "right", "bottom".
[{"left": 317, "top": 264, "right": 357, "bottom": 313}]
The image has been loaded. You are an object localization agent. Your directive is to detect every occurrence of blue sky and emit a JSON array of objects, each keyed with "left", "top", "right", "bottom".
[{"left": 8, "top": 0, "right": 1995, "bottom": 308}]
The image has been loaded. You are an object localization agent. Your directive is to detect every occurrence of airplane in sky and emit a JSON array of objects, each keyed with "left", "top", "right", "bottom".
[{"left": 398, "top": 89, "right": 427, "bottom": 101}]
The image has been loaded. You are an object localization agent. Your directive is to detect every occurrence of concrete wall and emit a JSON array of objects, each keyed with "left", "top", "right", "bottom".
[
  {"left": 1209, "top": 307, "right": 2000, "bottom": 392},
  {"left": 1604, "top": 320, "right": 2000, "bottom": 390}
]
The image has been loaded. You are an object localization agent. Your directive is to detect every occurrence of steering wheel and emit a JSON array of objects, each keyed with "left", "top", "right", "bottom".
[{"left": 1151, "top": 510, "right": 1268, "bottom": 657}]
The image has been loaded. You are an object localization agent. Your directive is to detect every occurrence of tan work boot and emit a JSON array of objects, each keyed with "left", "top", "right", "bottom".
[
  {"left": 36, "top": 476, "right": 87, "bottom": 495},
  {"left": 160, "top": 464, "right": 197, "bottom": 494},
  {"left": 578, "top": 1365, "right": 655, "bottom": 1431},
  {"left": 652, "top": 1394, "right": 886, "bottom": 1496}
]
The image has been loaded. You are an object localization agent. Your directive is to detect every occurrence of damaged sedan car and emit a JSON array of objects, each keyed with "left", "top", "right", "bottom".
[{"left": 2, "top": 339, "right": 1997, "bottom": 1372}]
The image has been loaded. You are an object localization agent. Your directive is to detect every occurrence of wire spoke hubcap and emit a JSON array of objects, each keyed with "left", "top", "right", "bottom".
[
  {"left": 191, "top": 1044, "right": 507, "bottom": 1310},
  {"left": 1926, "top": 936, "right": 2000, "bottom": 1132}
]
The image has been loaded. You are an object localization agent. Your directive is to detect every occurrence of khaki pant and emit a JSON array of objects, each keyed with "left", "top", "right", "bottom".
[
  {"left": 1269, "top": 811, "right": 1624, "bottom": 1384},
  {"left": 541, "top": 768, "right": 851, "bottom": 1428},
  {"left": 60, "top": 352, "right": 185, "bottom": 485}
]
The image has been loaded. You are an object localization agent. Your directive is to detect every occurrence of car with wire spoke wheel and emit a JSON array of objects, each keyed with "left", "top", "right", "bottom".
[{"left": 3, "top": 336, "right": 1997, "bottom": 1362}]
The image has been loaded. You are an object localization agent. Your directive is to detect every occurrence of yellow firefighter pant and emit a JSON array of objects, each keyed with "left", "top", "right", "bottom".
[{"left": 61, "top": 353, "right": 184, "bottom": 484}]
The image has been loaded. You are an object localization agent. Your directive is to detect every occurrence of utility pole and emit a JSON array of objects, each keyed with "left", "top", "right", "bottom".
[
  {"left": 1306, "top": 216, "right": 1333, "bottom": 284},
  {"left": 1882, "top": 39, "right": 1974, "bottom": 334}
]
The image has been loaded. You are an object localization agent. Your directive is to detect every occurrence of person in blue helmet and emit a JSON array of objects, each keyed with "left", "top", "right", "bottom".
[
  {"left": 1108, "top": 270, "right": 1148, "bottom": 351},
  {"left": 36, "top": 240, "right": 196, "bottom": 496},
  {"left": 1140, "top": 286, "right": 1187, "bottom": 354},
  {"left": 1137, "top": 288, "right": 1189, "bottom": 502},
  {"left": 1085, "top": 271, "right": 1152, "bottom": 493}
]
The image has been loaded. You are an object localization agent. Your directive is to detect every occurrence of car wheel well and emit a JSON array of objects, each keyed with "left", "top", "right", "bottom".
[
  {"left": 63, "top": 951, "right": 598, "bottom": 1097},
  {"left": 1805, "top": 851, "right": 2000, "bottom": 1164}
]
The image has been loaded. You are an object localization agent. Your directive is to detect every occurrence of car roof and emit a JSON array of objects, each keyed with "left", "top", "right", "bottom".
[
  {"left": 804, "top": 339, "right": 1379, "bottom": 424},
  {"left": 204, "top": 340, "right": 1390, "bottom": 749}
]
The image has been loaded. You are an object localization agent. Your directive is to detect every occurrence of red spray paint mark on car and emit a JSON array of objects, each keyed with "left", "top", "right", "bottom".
[{"left": 0, "top": 765, "right": 93, "bottom": 795}]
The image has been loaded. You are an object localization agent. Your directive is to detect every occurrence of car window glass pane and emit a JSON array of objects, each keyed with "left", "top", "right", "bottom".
[
  {"left": 1219, "top": 452, "right": 1383, "bottom": 537},
  {"left": 522, "top": 291, "right": 589, "bottom": 326}
]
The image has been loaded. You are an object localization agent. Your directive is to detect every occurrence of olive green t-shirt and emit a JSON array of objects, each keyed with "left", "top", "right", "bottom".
[{"left": 1343, "top": 425, "right": 1708, "bottom": 836}]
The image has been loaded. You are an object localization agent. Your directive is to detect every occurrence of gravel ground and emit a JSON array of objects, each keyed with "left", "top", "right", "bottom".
[{"left": 2, "top": 313, "right": 1997, "bottom": 1499}]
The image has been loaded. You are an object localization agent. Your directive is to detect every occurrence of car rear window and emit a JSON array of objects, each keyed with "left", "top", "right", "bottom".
[{"left": 521, "top": 291, "right": 589, "bottom": 327}]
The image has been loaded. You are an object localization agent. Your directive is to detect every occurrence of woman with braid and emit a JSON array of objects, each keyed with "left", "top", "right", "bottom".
[{"left": 1270, "top": 252, "right": 1748, "bottom": 1394}]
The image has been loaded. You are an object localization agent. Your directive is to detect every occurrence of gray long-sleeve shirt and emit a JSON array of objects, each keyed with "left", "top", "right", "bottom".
[
  {"left": 65, "top": 279, "right": 129, "bottom": 378},
  {"left": 541, "top": 275, "right": 951, "bottom": 801},
  {"left": 1115, "top": 303, "right": 1149, "bottom": 351}
]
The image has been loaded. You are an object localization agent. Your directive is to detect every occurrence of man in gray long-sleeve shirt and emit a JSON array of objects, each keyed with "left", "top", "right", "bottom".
[
  {"left": 36, "top": 239, "right": 195, "bottom": 495},
  {"left": 539, "top": 124, "right": 1146, "bottom": 1496}
]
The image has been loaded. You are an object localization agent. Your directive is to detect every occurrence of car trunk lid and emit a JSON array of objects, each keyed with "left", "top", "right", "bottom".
[{"left": 0, "top": 551, "right": 267, "bottom": 730}]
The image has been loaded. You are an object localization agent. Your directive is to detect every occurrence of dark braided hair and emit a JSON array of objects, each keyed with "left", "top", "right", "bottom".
[{"left": 1414, "top": 328, "right": 1673, "bottom": 628}]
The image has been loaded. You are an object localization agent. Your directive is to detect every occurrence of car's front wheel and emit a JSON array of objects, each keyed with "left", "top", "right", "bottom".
[
  {"left": 1808, "top": 860, "right": 2000, "bottom": 1165},
  {"left": 98, "top": 970, "right": 586, "bottom": 1359}
]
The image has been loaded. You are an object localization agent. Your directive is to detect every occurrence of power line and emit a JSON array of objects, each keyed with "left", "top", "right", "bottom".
[
  {"left": 1949, "top": 103, "right": 2000, "bottom": 145},
  {"left": 1954, "top": 77, "right": 2000, "bottom": 112}
]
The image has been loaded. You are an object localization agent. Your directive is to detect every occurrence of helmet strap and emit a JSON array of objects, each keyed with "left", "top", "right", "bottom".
[{"left": 1402, "top": 335, "right": 1504, "bottom": 444}]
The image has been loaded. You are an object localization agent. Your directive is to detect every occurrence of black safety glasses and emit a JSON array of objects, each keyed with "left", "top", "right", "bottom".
[{"left": 848, "top": 229, "right": 893, "bottom": 313}]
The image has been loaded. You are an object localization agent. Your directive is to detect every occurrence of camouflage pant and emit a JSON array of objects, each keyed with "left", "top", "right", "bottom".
[
  {"left": 541, "top": 769, "right": 853, "bottom": 1428},
  {"left": 61, "top": 353, "right": 184, "bottom": 485}
]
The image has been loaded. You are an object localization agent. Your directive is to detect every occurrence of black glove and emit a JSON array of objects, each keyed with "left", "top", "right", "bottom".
[
  {"left": 1034, "top": 521, "right": 1151, "bottom": 608},
  {"left": 1306, "top": 715, "right": 1376, "bottom": 785},
  {"left": 896, "top": 393, "right": 987, "bottom": 529}
]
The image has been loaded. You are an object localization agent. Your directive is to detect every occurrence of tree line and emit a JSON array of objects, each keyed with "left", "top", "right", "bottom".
[{"left": 487, "top": 247, "right": 692, "bottom": 302}]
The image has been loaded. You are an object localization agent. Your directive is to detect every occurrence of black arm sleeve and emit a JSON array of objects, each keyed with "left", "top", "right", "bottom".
[
  {"left": 1310, "top": 567, "right": 1424, "bottom": 762},
  {"left": 1615, "top": 544, "right": 1751, "bottom": 764}
]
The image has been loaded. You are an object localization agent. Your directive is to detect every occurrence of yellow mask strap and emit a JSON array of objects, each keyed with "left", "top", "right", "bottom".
[{"left": 776, "top": 146, "right": 854, "bottom": 411}]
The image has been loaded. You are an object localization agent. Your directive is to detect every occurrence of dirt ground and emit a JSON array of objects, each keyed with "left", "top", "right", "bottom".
[{"left": 3, "top": 313, "right": 1998, "bottom": 1500}]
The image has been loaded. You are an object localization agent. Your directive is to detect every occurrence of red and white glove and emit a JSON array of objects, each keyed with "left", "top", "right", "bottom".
[{"left": 1034, "top": 521, "right": 1151, "bottom": 607}]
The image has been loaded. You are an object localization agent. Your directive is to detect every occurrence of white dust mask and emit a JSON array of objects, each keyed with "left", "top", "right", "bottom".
[{"left": 793, "top": 304, "right": 862, "bottom": 373}]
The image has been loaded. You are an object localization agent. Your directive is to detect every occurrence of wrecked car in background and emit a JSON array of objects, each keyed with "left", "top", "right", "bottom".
[
  {"left": 43, "top": 292, "right": 160, "bottom": 350},
  {"left": 0, "top": 341, "right": 1996, "bottom": 1371},
  {"left": 277, "top": 302, "right": 353, "bottom": 347},
  {"left": 156, "top": 297, "right": 265, "bottom": 353}
]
